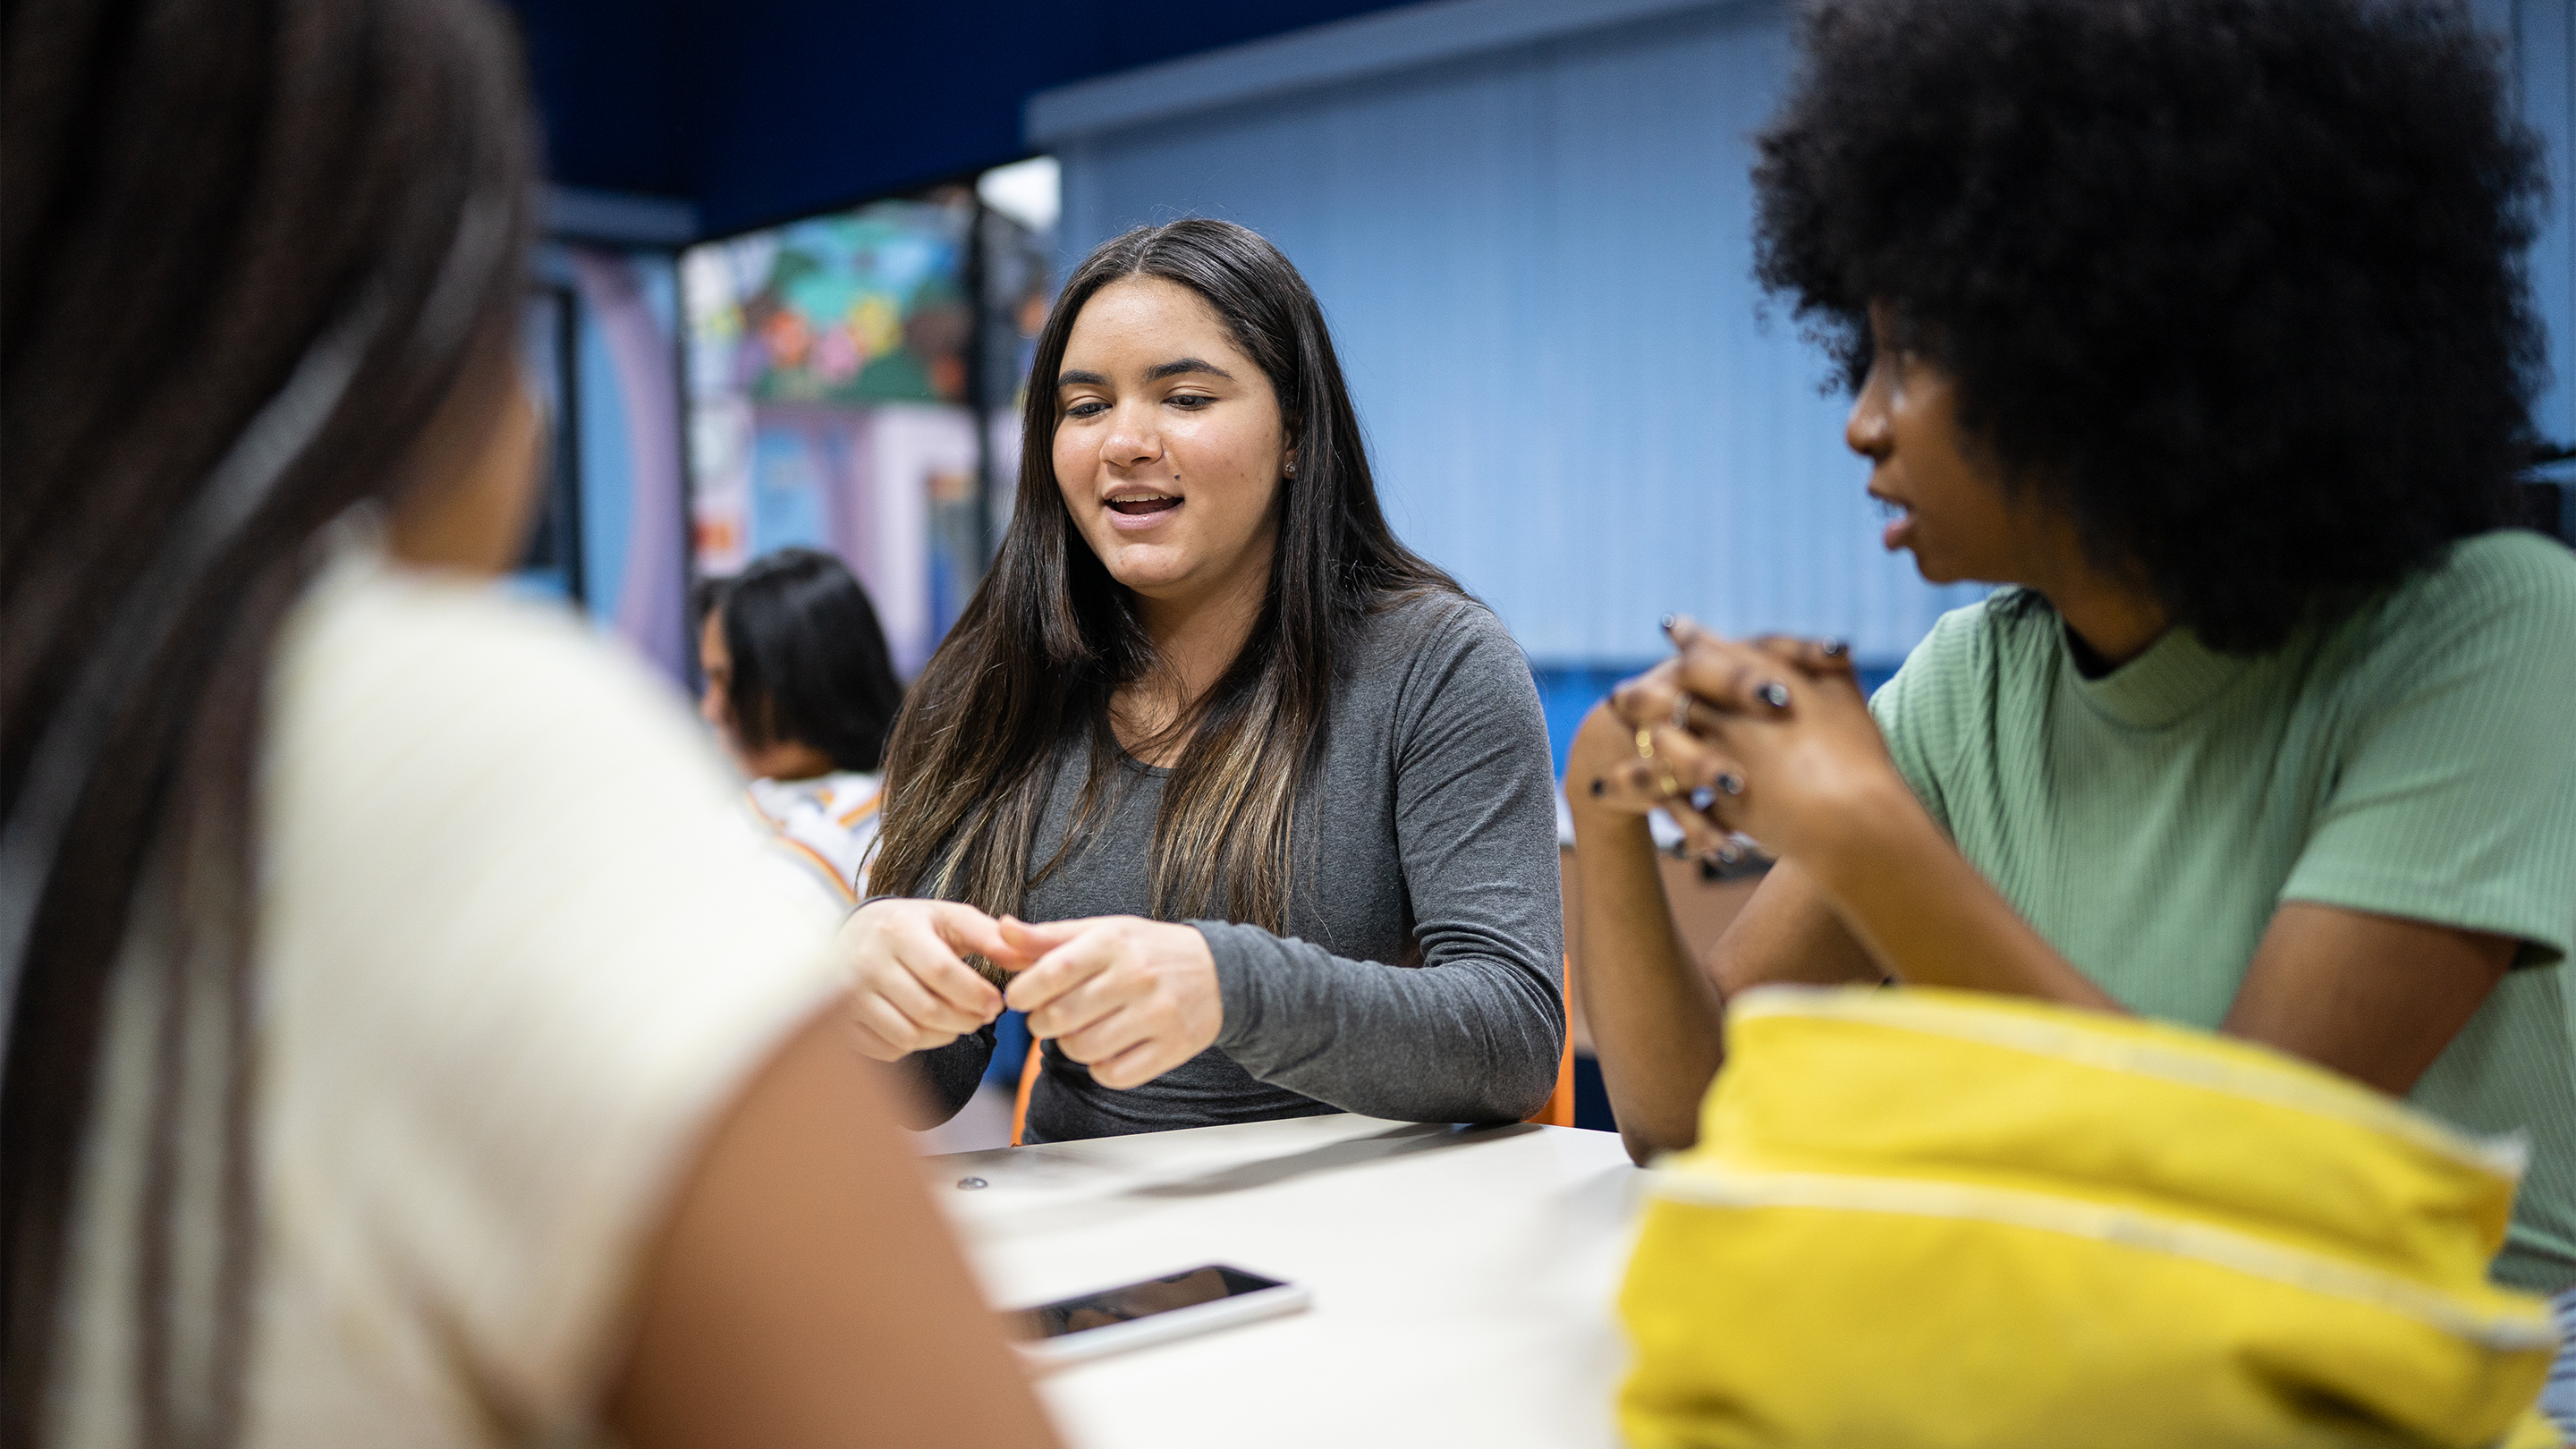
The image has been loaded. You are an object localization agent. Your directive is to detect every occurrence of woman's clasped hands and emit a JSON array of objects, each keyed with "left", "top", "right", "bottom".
[
  {"left": 837, "top": 902, "right": 1224, "bottom": 1089},
  {"left": 1580, "top": 617, "right": 1915, "bottom": 882}
]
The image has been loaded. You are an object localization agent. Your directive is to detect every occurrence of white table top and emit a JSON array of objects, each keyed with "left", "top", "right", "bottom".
[{"left": 928, "top": 1114, "right": 1645, "bottom": 1449}]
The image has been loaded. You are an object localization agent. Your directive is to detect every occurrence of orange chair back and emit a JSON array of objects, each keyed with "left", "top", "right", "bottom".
[{"left": 1526, "top": 960, "right": 1576, "bottom": 1126}]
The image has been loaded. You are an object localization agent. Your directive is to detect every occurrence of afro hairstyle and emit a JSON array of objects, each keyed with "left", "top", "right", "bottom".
[{"left": 1753, "top": 0, "right": 2547, "bottom": 651}]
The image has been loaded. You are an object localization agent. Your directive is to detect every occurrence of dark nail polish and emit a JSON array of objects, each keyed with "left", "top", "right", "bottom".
[
  {"left": 1588, "top": 777, "right": 1606, "bottom": 797},
  {"left": 1757, "top": 681, "right": 1792, "bottom": 709},
  {"left": 1716, "top": 772, "right": 1745, "bottom": 796}
]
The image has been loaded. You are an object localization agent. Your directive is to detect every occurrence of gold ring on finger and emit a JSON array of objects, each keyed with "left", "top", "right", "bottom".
[
  {"left": 1635, "top": 727, "right": 1656, "bottom": 760},
  {"left": 1657, "top": 768, "right": 1683, "bottom": 798}
]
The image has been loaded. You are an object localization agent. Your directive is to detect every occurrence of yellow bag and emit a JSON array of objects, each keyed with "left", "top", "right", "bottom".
[{"left": 1617, "top": 986, "right": 2563, "bottom": 1449}]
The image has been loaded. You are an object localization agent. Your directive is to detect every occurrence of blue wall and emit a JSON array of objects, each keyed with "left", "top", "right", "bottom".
[
  {"left": 1038, "top": 0, "right": 1987, "bottom": 681},
  {"left": 2479, "top": 0, "right": 2576, "bottom": 448},
  {"left": 1035, "top": 0, "right": 2576, "bottom": 763},
  {"left": 521, "top": 0, "right": 2576, "bottom": 751}
]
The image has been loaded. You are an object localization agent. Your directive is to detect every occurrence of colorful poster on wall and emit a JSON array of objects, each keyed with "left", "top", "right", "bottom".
[{"left": 682, "top": 195, "right": 981, "bottom": 676}]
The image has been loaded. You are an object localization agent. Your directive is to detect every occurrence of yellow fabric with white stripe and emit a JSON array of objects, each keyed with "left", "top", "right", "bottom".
[{"left": 1617, "top": 985, "right": 2562, "bottom": 1448}]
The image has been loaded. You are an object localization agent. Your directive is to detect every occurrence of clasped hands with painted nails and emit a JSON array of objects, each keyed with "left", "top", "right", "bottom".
[
  {"left": 836, "top": 900, "right": 1224, "bottom": 1090},
  {"left": 1579, "top": 615, "right": 1913, "bottom": 867}
]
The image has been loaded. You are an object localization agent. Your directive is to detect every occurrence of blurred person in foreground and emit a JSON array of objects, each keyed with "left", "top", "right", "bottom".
[
  {"left": 1567, "top": 0, "right": 2576, "bottom": 1407},
  {"left": 0, "top": 4, "right": 1063, "bottom": 1446},
  {"left": 841, "top": 219, "right": 1564, "bottom": 1141},
  {"left": 698, "top": 548, "right": 904, "bottom": 905}
]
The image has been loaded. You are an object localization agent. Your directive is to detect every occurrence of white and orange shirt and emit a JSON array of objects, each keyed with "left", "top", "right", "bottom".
[{"left": 742, "top": 770, "right": 883, "bottom": 908}]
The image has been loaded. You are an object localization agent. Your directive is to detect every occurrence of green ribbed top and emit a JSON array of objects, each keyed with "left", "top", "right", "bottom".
[{"left": 1871, "top": 530, "right": 2576, "bottom": 1291}]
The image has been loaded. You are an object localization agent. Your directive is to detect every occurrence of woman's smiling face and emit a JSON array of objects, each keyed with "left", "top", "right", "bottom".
[{"left": 1052, "top": 277, "right": 1291, "bottom": 611}]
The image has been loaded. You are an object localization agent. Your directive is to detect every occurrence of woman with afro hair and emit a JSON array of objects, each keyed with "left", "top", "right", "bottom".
[{"left": 1567, "top": 0, "right": 2576, "bottom": 1394}]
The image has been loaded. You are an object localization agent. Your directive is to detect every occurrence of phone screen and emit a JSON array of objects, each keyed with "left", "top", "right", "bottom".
[{"left": 1021, "top": 1265, "right": 1286, "bottom": 1339}]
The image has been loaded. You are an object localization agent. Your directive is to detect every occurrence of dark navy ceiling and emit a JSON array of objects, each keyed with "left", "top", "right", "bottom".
[{"left": 504, "top": 0, "right": 1419, "bottom": 236}]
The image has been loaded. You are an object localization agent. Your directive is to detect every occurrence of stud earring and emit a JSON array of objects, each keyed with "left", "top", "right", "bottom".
[{"left": 1284, "top": 460, "right": 1298, "bottom": 478}]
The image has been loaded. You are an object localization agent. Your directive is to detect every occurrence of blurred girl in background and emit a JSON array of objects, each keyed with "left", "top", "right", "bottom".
[
  {"left": 698, "top": 547, "right": 904, "bottom": 904},
  {"left": 0, "top": 3, "right": 1060, "bottom": 1445}
]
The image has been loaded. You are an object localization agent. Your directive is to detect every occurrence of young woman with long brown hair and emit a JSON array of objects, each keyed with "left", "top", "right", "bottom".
[
  {"left": 0, "top": 4, "right": 1061, "bottom": 1445},
  {"left": 842, "top": 220, "right": 1564, "bottom": 1142}
]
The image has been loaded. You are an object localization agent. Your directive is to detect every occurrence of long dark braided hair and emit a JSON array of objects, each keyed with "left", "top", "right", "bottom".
[{"left": 0, "top": 2, "right": 535, "bottom": 1441}]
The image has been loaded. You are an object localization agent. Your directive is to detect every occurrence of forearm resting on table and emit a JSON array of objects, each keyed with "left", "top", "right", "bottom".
[
  {"left": 1566, "top": 800, "right": 1726, "bottom": 1164},
  {"left": 1208, "top": 922, "right": 1563, "bottom": 1123}
]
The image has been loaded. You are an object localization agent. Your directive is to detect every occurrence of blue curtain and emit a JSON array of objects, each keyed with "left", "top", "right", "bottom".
[{"left": 1044, "top": 0, "right": 1989, "bottom": 671}]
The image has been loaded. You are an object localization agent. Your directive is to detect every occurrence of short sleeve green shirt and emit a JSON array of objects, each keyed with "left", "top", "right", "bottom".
[{"left": 1870, "top": 530, "right": 2576, "bottom": 1291}]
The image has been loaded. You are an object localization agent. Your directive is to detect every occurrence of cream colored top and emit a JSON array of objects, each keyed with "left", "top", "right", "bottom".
[{"left": 49, "top": 543, "right": 843, "bottom": 1445}]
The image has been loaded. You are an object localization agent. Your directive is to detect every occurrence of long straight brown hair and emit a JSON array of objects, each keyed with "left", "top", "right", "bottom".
[
  {"left": 0, "top": 3, "right": 534, "bottom": 1442},
  {"left": 869, "top": 219, "right": 1460, "bottom": 933}
]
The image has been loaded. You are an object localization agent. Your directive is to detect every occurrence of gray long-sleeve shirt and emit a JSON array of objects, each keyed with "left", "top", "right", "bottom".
[{"left": 906, "top": 592, "right": 1565, "bottom": 1141}]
